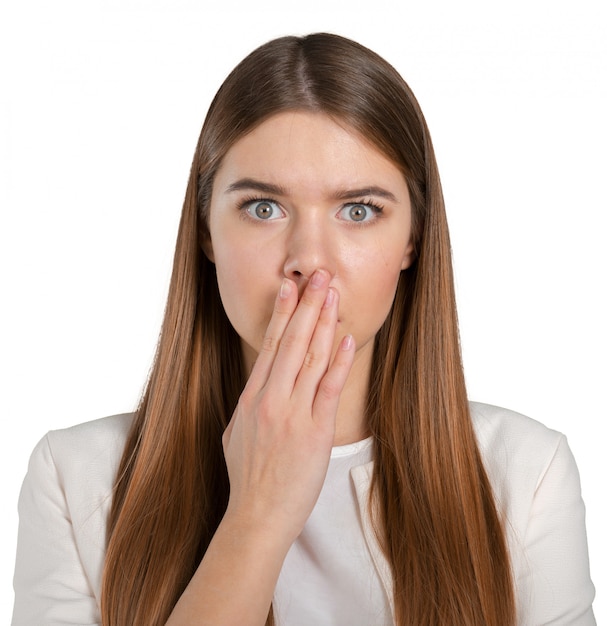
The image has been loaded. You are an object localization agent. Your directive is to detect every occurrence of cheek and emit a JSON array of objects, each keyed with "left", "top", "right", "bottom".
[
  {"left": 342, "top": 248, "right": 403, "bottom": 324},
  {"left": 369, "top": 269, "right": 402, "bottom": 320},
  {"left": 216, "top": 254, "right": 260, "bottom": 309},
  {"left": 358, "top": 240, "right": 407, "bottom": 316},
  {"left": 355, "top": 235, "right": 407, "bottom": 286},
  {"left": 212, "top": 244, "right": 278, "bottom": 336},
  {"left": 213, "top": 233, "right": 260, "bottom": 289}
]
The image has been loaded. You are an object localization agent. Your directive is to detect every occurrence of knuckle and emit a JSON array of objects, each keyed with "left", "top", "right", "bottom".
[
  {"left": 279, "top": 331, "right": 299, "bottom": 350},
  {"left": 303, "top": 349, "right": 322, "bottom": 370},
  {"left": 256, "top": 394, "right": 285, "bottom": 428},
  {"left": 261, "top": 334, "right": 278, "bottom": 354},
  {"left": 256, "top": 394, "right": 274, "bottom": 416},
  {"left": 319, "top": 377, "right": 341, "bottom": 400},
  {"left": 299, "top": 289, "right": 320, "bottom": 307},
  {"left": 274, "top": 297, "right": 293, "bottom": 315}
]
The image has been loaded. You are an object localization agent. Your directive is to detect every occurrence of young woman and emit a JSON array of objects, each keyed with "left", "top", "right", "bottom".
[{"left": 13, "top": 33, "right": 595, "bottom": 625}]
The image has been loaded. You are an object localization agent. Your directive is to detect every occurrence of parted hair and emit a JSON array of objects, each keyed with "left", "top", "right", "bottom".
[{"left": 101, "top": 33, "right": 515, "bottom": 625}]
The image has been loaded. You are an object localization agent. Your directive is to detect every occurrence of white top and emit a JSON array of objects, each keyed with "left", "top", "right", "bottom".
[
  {"left": 274, "top": 436, "right": 391, "bottom": 625},
  {"left": 12, "top": 402, "right": 596, "bottom": 625}
]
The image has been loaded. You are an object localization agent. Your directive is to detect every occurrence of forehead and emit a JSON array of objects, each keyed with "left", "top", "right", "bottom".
[{"left": 213, "top": 111, "right": 407, "bottom": 196}]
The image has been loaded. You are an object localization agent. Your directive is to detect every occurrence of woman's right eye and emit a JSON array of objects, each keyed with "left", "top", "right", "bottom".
[{"left": 243, "top": 199, "right": 284, "bottom": 221}]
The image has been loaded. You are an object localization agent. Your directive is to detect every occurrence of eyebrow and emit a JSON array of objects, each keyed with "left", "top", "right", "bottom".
[
  {"left": 333, "top": 186, "right": 398, "bottom": 202},
  {"left": 225, "top": 178, "right": 398, "bottom": 202},
  {"left": 225, "top": 178, "right": 287, "bottom": 195}
]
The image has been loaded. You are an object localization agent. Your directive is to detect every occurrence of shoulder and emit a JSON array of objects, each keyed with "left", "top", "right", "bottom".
[
  {"left": 45, "top": 411, "right": 134, "bottom": 451},
  {"left": 469, "top": 401, "right": 568, "bottom": 514},
  {"left": 23, "top": 411, "right": 135, "bottom": 534},
  {"left": 27, "top": 413, "right": 135, "bottom": 498},
  {"left": 468, "top": 402, "right": 577, "bottom": 559},
  {"left": 42, "top": 412, "right": 134, "bottom": 478},
  {"left": 24, "top": 413, "right": 135, "bottom": 556},
  {"left": 470, "top": 402, "right": 595, "bottom": 623},
  {"left": 470, "top": 400, "right": 562, "bottom": 447},
  {"left": 14, "top": 414, "right": 135, "bottom": 622},
  {"left": 469, "top": 400, "right": 563, "bottom": 471}
]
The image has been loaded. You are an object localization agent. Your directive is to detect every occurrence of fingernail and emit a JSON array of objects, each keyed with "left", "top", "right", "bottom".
[
  {"left": 323, "top": 288, "right": 335, "bottom": 308},
  {"left": 280, "top": 278, "right": 291, "bottom": 299},
  {"left": 311, "top": 269, "right": 327, "bottom": 288},
  {"left": 342, "top": 334, "right": 353, "bottom": 350}
]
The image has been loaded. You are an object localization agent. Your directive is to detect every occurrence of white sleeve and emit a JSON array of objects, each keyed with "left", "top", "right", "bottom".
[
  {"left": 12, "top": 434, "right": 101, "bottom": 626},
  {"left": 520, "top": 435, "right": 595, "bottom": 625}
]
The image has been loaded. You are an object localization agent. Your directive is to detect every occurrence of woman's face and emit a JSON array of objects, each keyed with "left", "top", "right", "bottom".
[{"left": 205, "top": 111, "right": 414, "bottom": 372}]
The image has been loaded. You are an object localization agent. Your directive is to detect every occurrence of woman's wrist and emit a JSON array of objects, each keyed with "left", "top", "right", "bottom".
[{"left": 221, "top": 503, "right": 301, "bottom": 555}]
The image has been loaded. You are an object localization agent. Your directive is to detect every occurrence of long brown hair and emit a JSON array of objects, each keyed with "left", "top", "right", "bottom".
[{"left": 101, "top": 33, "right": 515, "bottom": 625}]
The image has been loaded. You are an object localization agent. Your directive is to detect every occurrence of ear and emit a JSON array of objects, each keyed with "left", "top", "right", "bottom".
[
  {"left": 400, "top": 240, "right": 416, "bottom": 270},
  {"left": 201, "top": 233, "right": 215, "bottom": 263}
]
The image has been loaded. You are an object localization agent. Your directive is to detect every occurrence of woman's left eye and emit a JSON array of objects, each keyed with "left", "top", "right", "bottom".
[
  {"left": 243, "top": 199, "right": 284, "bottom": 221},
  {"left": 339, "top": 202, "right": 382, "bottom": 223}
]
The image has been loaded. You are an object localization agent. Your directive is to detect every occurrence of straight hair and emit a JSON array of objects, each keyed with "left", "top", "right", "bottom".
[{"left": 101, "top": 33, "right": 515, "bottom": 625}]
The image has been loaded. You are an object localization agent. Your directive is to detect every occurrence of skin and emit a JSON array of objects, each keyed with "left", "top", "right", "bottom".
[
  {"left": 167, "top": 111, "right": 414, "bottom": 625},
  {"left": 204, "top": 111, "right": 414, "bottom": 445}
]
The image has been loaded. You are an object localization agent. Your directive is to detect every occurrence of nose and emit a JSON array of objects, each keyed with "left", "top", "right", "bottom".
[{"left": 282, "top": 217, "right": 335, "bottom": 292}]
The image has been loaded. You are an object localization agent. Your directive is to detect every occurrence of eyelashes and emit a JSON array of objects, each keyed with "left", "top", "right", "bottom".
[
  {"left": 237, "top": 195, "right": 385, "bottom": 225},
  {"left": 341, "top": 201, "right": 384, "bottom": 224},
  {"left": 238, "top": 197, "right": 284, "bottom": 221}
]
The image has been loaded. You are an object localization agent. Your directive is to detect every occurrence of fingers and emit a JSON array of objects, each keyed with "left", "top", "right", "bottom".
[
  {"left": 245, "top": 277, "right": 298, "bottom": 391},
  {"left": 247, "top": 269, "right": 334, "bottom": 394},
  {"left": 268, "top": 270, "right": 335, "bottom": 392},
  {"left": 290, "top": 286, "right": 339, "bottom": 400},
  {"left": 312, "top": 334, "right": 355, "bottom": 428},
  {"left": 245, "top": 268, "right": 349, "bottom": 411}
]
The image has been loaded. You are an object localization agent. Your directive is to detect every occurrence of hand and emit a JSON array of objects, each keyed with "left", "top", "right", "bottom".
[{"left": 222, "top": 269, "right": 355, "bottom": 544}]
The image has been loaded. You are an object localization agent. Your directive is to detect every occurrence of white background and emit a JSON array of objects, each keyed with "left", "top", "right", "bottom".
[{"left": 1, "top": 0, "right": 605, "bottom": 622}]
